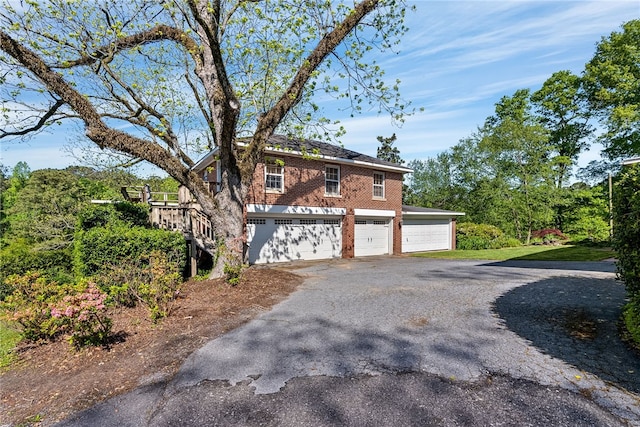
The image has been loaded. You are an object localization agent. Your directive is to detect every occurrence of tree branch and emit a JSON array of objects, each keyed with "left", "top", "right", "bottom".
[
  {"left": 0, "top": 29, "right": 195, "bottom": 185},
  {"left": 55, "top": 24, "right": 201, "bottom": 70},
  {"left": 0, "top": 99, "right": 65, "bottom": 138},
  {"left": 243, "top": 0, "right": 380, "bottom": 173}
]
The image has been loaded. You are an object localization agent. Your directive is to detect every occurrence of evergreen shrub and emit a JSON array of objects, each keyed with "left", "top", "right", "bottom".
[
  {"left": 456, "top": 223, "right": 519, "bottom": 250},
  {"left": 612, "top": 165, "right": 640, "bottom": 345},
  {"left": 74, "top": 225, "right": 186, "bottom": 277}
]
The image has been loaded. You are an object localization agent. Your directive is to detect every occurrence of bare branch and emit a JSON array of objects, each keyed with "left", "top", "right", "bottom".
[{"left": 0, "top": 99, "right": 65, "bottom": 138}]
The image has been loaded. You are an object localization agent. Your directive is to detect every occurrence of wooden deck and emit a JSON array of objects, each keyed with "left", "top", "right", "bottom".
[{"left": 121, "top": 185, "right": 215, "bottom": 276}]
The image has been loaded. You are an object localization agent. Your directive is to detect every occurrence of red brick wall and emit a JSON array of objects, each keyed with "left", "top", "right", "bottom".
[{"left": 246, "top": 155, "right": 404, "bottom": 256}]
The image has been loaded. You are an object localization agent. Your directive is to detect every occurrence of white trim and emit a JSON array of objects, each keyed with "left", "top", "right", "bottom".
[
  {"left": 264, "top": 158, "right": 284, "bottom": 193},
  {"left": 354, "top": 208, "right": 396, "bottom": 218},
  {"left": 193, "top": 149, "right": 218, "bottom": 172},
  {"left": 373, "top": 171, "right": 385, "bottom": 199},
  {"left": 325, "top": 164, "right": 341, "bottom": 196},
  {"left": 247, "top": 204, "right": 346, "bottom": 216},
  {"left": 622, "top": 157, "right": 640, "bottom": 166},
  {"left": 402, "top": 211, "right": 465, "bottom": 218}
]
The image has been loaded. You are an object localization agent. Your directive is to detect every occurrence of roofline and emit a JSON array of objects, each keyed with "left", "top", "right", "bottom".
[
  {"left": 402, "top": 210, "right": 466, "bottom": 217},
  {"left": 621, "top": 157, "right": 640, "bottom": 166},
  {"left": 261, "top": 144, "right": 413, "bottom": 174},
  {"left": 192, "top": 143, "right": 414, "bottom": 174}
]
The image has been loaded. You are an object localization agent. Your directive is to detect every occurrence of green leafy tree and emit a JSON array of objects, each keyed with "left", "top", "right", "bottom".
[
  {"left": 4, "top": 168, "right": 114, "bottom": 250},
  {"left": 376, "top": 133, "right": 404, "bottom": 165},
  {"left": 0, "top": 0, "right": 413, "bottom": 277},
  {"left": 583, "top": 19, "right": 640, "bottom": 159},
  {"left": 0, "top": 162, "right": 31, "bottom": 241},
  {"left": 405, "top": 153, "right": 462, "bottom": 210},
  {"left": 559, "top": 182, "right": 610, "bottom": 243},
  {"left": 531, "top": 71, "right": 593, "bottom": 187},
  {"left": 479, "top": 90, "right": 557, "bottom": 242}
]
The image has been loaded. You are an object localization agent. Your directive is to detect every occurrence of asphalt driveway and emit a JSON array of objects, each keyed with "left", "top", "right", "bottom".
[{"left": 57, "top": 257, "right": 640, "bottom": 426}]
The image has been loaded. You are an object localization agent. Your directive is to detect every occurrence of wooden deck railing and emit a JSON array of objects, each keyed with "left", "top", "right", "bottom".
[{"left": 150, "top": 204, "right": 213, "bottom": 241}]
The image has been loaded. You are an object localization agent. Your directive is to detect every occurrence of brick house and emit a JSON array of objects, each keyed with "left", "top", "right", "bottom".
[{"left": 192, "top": 135, "right": 462, "bottom": 264}]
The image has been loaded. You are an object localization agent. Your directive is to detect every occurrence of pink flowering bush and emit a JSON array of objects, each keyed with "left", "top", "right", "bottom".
[
  {"left": 50, "top": 282, "right": 112, "bottom": 348},
  {"left": 0, "top": 273, "right": 112, "bottom": 348}
]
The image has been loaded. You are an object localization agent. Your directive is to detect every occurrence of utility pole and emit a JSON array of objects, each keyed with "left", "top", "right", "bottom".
[{"left": 609, "top": 172, "right": 613, "bottom": 237}]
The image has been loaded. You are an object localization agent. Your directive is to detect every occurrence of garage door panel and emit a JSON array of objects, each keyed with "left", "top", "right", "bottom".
[
  {"left": 402, "top": 219, "right": 451, "bottom": 252},
  {"left": 248, "top": 218, "right": 342, "bottom": 264},
  {"left": 354, "top": 219, "right": 390, "bottom": 257}
]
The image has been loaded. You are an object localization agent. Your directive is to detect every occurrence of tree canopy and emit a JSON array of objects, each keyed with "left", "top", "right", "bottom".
[
  {"left": 584, "top": 19, "right": 640, "bottom": 160},
  {"left": 0, "top": 0, "right": 413, "bottom": 275}
]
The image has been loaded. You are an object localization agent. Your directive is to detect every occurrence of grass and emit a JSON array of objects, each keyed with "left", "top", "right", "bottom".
[
  {"left": 0, "top": 321, "right": 22, "bottom": 368},
  {"left": 411, "top": 245, "right": 615, "bottom": 262}
]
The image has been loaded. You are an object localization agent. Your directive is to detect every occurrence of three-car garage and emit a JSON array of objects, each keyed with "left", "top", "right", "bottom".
[{"left": 246, "top": 204, "right": 463, "bottom": 264}]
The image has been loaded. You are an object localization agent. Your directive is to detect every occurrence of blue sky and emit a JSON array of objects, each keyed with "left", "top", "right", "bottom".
[{"left": 1, "top": 0, "right": 639, "bottom": 175}]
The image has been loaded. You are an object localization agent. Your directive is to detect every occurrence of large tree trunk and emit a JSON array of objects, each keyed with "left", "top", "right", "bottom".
[{"left": 210, "top": 167, "right": 247, "bottom": 279}]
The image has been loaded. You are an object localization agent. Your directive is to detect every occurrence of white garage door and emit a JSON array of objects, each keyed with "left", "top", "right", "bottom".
[
  {"left": 402, "top": 219, "right": 451, "bottom": 252},
  {"left": 247, "top": 217, "right": 342, "bottom": 264},
  {"left": 354, "top": 218, "right": 390, "bottom": 257}
]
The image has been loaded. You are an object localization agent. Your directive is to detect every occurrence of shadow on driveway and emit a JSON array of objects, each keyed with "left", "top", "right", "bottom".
[
  {"left": 483, "top": 260, "right": 617, "bottom": 273},
  {"left": 493, "top": 276, "right": 639, "bottom": 394}
]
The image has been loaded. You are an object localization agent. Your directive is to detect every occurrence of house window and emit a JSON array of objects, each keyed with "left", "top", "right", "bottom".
[
  {"left": 325, "top": 165, "right": 340, "bottom": 196},
  {"left": 275, "top": 218, "right": 293, "bottom": 225},
  {"left": 247, "top": 218, "right": 266, "bottom": 225},
  {"left": 299, "top": 219, "right": 317, "bottom": 225},
  {"left": 265, "top": 159, "right": 284, "bottom": 193},
  {"left": 373, "top": 172, "right": 385, "bottom": 199}
]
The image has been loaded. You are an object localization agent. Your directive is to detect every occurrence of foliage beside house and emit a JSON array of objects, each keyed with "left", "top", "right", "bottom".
[{"left": 613, "top": 164, "right": 640, "bottom": 345}]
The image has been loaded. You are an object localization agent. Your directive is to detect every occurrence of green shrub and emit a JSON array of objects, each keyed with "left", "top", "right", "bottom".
[
  {"left": 74, "top": 225, "right": 186, "bottom": 277},
  {"left": 0, "top": 240, "right": 73, "bottom": 300},
  {"left": 0, "top": 273, "right": 113, "bottom": 348},
  {"left": 564, "top": 217, "right": 610, "bottom": 244},
  {"left": 456, "top": 223, "right": 519, "bottom": 250},
  {"left": 95, "top": 251, "right": 183, "bottom": 321},
  {"left": 77, "top": 201, "right": 149, "bottom": 231},
  {"left": 113, "top": 202, "right": 150, "bottom": 227},
  {"left": 0, "top": 272, "right": 72, "bottom": 341},
  {"left": 622, "top": 298, "right": 640, "bottom": 347},
  {"left": 613, "top": 165, "right": 640, "bottom": 345},
  {"left": 491, "top": 237, "right": 522, "bottom": 249}
]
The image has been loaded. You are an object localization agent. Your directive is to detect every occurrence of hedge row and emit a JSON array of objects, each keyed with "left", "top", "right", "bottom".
[
  {"left": 74, "top": 224, "right": 187, "bottom": 277},
  {"left": 612, "top": 164, "right": 640, "bottom": 344}
]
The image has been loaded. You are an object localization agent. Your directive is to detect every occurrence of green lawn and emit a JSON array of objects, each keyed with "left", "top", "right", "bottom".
[
  {"left": 0, "top": 322, "right": 21, "bottom": 368},
  {"left": 411, "top": 245, "right": 615, "bottom": 262}
]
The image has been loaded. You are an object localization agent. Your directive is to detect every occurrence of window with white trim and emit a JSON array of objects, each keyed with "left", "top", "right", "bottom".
[
  {"left": 275, "top": 218, "right": 293, "bottom": 225},
  {"left": 299, "top": 219, "right": 317, "bottom": 225},
  {"left": 265, "top": 158, "right": 284, "bottom": 193},
  {"left": 325, "top": 165, "right": 340, "bottom": 196},
  {"left": 373, "top": 172, "right": 385, "bottom": 199},
  {"left": 323, "top": 219, "right": 340, "bottom": 225}
]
